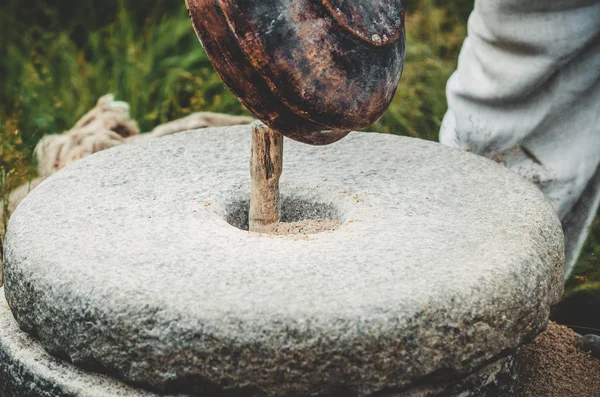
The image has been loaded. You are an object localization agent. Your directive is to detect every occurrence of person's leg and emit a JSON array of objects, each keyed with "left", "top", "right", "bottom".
[{"left": 441, "top": 0, "right": 600, "bottom": 279}]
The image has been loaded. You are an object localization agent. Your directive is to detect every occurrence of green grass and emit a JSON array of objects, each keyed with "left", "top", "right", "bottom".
[
  {"left": 373, "top": 0, "right": 467, "bottom": 140},
  {"left": 0, "top": 0, "right": 246, "bottom": 147},
  {"left": 1, "top": 0, "right": 599, "bottom": 330}
]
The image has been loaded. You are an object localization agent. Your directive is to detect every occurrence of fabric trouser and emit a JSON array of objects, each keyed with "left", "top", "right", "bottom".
[{"left": 440, "top": 0, "right": 600, "bottom": 279}]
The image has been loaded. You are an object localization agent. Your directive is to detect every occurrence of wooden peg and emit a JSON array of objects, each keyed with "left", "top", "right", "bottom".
[{"left": 249, "top": 122, "right": 284, "bottom": 233}]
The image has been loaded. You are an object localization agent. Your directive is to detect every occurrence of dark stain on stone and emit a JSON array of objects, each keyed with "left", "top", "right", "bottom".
[{"left": 263, "top": 133, "right": 274, "bottom": 180}]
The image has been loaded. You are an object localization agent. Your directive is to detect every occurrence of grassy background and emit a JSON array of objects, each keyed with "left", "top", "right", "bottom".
[{"left": 0, "top": 0, "right": 597, "bottom": 331}]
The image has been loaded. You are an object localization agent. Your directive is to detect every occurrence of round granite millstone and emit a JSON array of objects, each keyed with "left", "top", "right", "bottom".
[{"left": 3, "top": 126, "right": 564, "bottom": 396}]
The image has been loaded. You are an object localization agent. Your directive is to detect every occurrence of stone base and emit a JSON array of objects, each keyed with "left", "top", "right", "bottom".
[{"left": 0, "top": 288, "right": 519, "bottom": 397}]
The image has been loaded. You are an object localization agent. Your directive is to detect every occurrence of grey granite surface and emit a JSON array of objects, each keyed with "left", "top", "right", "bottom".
[
  {"left": 3, "top": 126, "right": 564, "bottom": 396},
  {"left": 0, "top": 288, "right": 172, "bottom": 397},
  {"left": 0, "top": 289, "right": 520, "bottom": 397}
]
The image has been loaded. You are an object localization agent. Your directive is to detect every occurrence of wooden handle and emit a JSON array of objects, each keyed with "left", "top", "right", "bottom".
[{"left": 249, "top": 122, "right": 283, "bottom": 233}]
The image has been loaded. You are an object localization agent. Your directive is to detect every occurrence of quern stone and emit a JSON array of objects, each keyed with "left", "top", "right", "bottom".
[{"left": 2, "top": 125, "right": 564, "bottom": 396}]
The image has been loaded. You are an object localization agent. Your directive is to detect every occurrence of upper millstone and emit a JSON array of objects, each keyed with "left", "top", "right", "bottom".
[{"left": 3, "top": 125, "right": 564, "bottom": 396}]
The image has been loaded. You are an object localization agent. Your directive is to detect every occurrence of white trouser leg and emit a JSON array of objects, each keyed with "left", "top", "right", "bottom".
[{"left": 440, "top": 0, "right": 600, "bottom": 278}]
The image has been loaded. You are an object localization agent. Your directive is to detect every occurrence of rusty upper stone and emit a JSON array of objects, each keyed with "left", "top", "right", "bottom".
[{"left": 186, "top": 0, "right": 406, "bottom": 145}]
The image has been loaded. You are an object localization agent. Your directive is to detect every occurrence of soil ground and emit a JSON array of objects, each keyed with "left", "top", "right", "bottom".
[{"left": 518, "top": 321, "right": 600, "bottom": 396}]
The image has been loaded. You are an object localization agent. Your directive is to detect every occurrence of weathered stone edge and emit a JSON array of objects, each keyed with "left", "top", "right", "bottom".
[
  {"left": 0, "top": 286, "right": 521, "bottom": 397},
  {"left": 0, "top": 288, "right": 169, "bottom": 397}
]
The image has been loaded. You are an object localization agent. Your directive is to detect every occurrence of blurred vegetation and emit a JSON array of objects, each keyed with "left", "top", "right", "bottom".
[
  {"left": 553, "top": 217, "right": 600, "bottom": 334},
  {"left": 0, "top": 0, "right": 598, "bottom": 330},
  {"left": 374, "top": 0, "right": 470, "bottom": 140}
]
